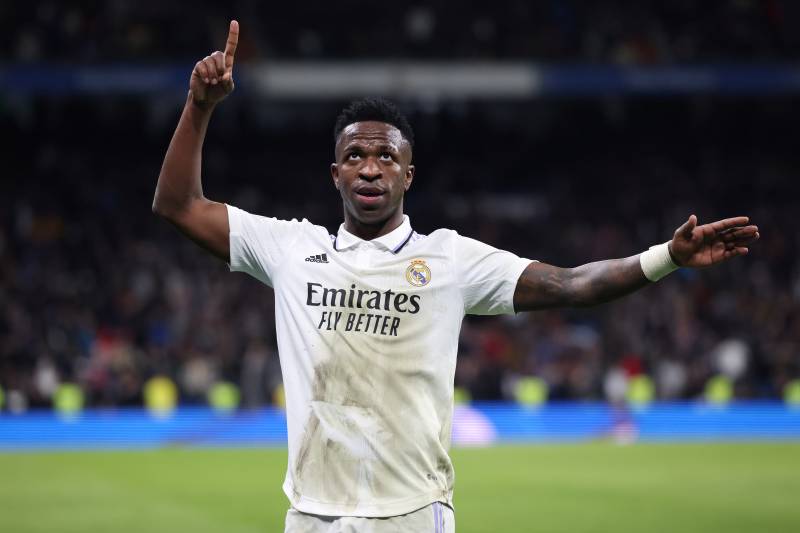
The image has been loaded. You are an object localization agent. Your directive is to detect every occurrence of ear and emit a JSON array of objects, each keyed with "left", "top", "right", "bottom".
[
  {"left": 404, "top": 165, "right": 415, "bottom": 191},
  {"left": 331, "top": 163, "right": 339, "bottom": 190}
]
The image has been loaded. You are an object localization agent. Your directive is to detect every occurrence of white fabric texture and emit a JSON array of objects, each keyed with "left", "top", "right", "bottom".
[
  {"left": 639, "top": 241, "right": 679, "bottom": 282},
  {"left": 284, "top": 502, "right": 455, "bottom": 533},
  {"left": 227, "top": 204, "right": 531, "bottom": 517}
]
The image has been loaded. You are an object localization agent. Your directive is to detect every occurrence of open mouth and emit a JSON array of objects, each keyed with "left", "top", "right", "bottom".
[{"left": 355, "top": 188, "right": 385, "bottom": 204}]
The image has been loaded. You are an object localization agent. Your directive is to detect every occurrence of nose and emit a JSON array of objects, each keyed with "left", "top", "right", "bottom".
[{"left": 358, "top": 156, "right": 382, "bottom": 181}]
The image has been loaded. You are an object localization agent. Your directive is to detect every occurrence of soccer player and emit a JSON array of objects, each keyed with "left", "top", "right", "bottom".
[{"left": 153, "top": 21, "right": 759, "bottom": 533}]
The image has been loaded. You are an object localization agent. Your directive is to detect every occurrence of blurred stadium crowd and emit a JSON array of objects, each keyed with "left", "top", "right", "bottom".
[
  {"left": 1, "top": 1, "right": 798, "bottom": 412},
  {"left": 2, "top": 95, "right": 797, "bottom": 410},
  {"left": 3, "top": 0, "right": 800, "bottom": 63}
]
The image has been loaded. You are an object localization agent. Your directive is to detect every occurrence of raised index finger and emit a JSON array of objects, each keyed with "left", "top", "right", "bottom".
[{"left": 224, "top": 20, "right": 239, "bottom": 69}]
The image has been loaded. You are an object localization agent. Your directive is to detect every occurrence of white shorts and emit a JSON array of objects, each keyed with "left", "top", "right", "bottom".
[{"left": 285, "top": 502, "right": 455, "bottom": 533}]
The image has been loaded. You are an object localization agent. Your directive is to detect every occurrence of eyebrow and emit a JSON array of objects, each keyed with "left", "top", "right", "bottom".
[{"left": 342, "top": 141, "right": 399, "bottom": 153}]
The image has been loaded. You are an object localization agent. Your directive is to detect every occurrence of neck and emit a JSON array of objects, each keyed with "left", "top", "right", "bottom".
[{"left": 343, "top": 210, "right": 405, "bottom": 241}]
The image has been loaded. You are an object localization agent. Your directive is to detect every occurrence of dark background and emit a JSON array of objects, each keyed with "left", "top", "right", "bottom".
[{"left": 1, "top": 0, "right": 798, "bottom": 410}]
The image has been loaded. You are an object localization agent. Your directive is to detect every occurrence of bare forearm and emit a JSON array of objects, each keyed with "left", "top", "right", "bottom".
[
  {"left": 514, "top": 255, "right": 649, "bottom": 311},
  {"left": 149, "top": 21, "right": 237, "bottom": 262},
  {"left": 152, "top": 93, "right": 215, "bottom": 216},
  {"left": 513, "top": 213, "right": 759, "bottom": 312},
  {"left": 567, "top": 255, "right": 649, "bottom": 306}
]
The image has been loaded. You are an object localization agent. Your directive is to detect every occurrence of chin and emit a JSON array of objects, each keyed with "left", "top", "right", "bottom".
[
  {"left": 349, "top": 207, "right": 389, "bottom": 226},
  {"left": 357, "top": 212, "right": 390, "bottom": 226}
]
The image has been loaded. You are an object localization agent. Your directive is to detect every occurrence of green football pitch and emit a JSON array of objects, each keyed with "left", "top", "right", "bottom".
[{"left": 1, "top": 443, "right": 798, "bottom": 532}]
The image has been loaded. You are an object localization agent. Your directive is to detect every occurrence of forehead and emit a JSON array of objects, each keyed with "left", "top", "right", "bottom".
[{"left": 338, "top": 121, "right": 406, "bottom": 148}]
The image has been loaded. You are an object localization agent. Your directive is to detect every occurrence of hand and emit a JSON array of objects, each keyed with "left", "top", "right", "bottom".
[
  {"left": 190, "top": 20, "right": 239, "bottom": 109},
  {"left": 668, "top": 214, "right": 759, "bottom": 267}
]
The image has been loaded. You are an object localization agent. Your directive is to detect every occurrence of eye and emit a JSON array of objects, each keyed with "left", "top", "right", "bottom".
[
  {"left": 379, "top": 152, "right": 393, "bottom": 161},
  {"left": 348, "top": 152, "right": 361, "bottom": 160}
]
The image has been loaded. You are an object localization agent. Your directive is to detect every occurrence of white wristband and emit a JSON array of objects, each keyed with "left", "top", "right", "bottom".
[{"left": 639, "top": 242, "right": 679, "bottom": 282}]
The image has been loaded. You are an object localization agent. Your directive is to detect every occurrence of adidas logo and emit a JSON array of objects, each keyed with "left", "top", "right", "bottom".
[{"left": 305, "top": 253, "right": 329, "bottom": 263}]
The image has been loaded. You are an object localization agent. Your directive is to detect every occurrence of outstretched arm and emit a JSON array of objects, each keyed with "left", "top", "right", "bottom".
[
  {"left": 152, "top": 20, "right": 240, "bottom": 262},
  {"left": 513, "top": 215, "right": 759, "bottom": 311}
]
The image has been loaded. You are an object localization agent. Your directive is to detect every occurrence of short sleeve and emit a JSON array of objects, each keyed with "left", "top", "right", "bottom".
[
  {"left": 226, "top": 204, "right": 305, "bottom": 287},
  {"left": 454, "top": 234, "right": 534, "bottom": 315}
]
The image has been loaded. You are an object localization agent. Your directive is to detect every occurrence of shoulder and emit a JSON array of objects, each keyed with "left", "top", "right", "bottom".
[
  {"left": 228, "top": 204, "right": 327, "bottom": 236},
  {"left": 422, "top": 228, "right": 485, "bottom": 244},
  {"left": 286, "top": 218, "right": 334, "bottom": 245},
  {"left": 410, "top": 227, "right": 458, "bottom": 243},
  {"left": 425, "top": 229, "right": 496, "bottom": 256},
  {"left": 400, "top": 228, "right": 456, "bottom": 251}
]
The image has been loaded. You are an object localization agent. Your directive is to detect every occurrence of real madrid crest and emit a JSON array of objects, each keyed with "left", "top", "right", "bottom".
[{"left": 405, "top": 259, "right": 431, "bottom": 287}]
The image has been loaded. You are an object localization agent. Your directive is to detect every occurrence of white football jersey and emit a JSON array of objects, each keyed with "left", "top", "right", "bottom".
[{"left": 227, "top": 204, "right": 531, "bottom": 517}]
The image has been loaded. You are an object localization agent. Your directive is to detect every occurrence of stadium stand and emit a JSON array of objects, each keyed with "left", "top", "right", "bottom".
[
  {"left": 0, "top": 1, "right": 797, "bottom": 410},
  {"left": 2, "top": 1, "right": 800, "bottom": 62},
  {"left": 1, "top": 95, "right": 796, "bottom": 409}
]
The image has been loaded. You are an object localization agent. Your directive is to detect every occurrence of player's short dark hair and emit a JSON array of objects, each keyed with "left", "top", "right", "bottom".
[{"left": 333, "top": 97, "right": 414, "bottom": 150}]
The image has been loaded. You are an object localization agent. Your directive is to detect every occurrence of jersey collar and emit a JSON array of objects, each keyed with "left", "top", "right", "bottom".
[{"left": 334, "top": 215, "right": 414, "bottom": 254}]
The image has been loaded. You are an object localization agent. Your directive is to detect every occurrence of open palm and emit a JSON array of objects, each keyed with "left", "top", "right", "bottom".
[{"left": 669, "top": 215, "right": 759, "bottom": 268}]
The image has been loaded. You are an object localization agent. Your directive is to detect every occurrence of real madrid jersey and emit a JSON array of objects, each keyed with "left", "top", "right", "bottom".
[{"left": 226, "top": 204, "right": 532, "bottom": 517}]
